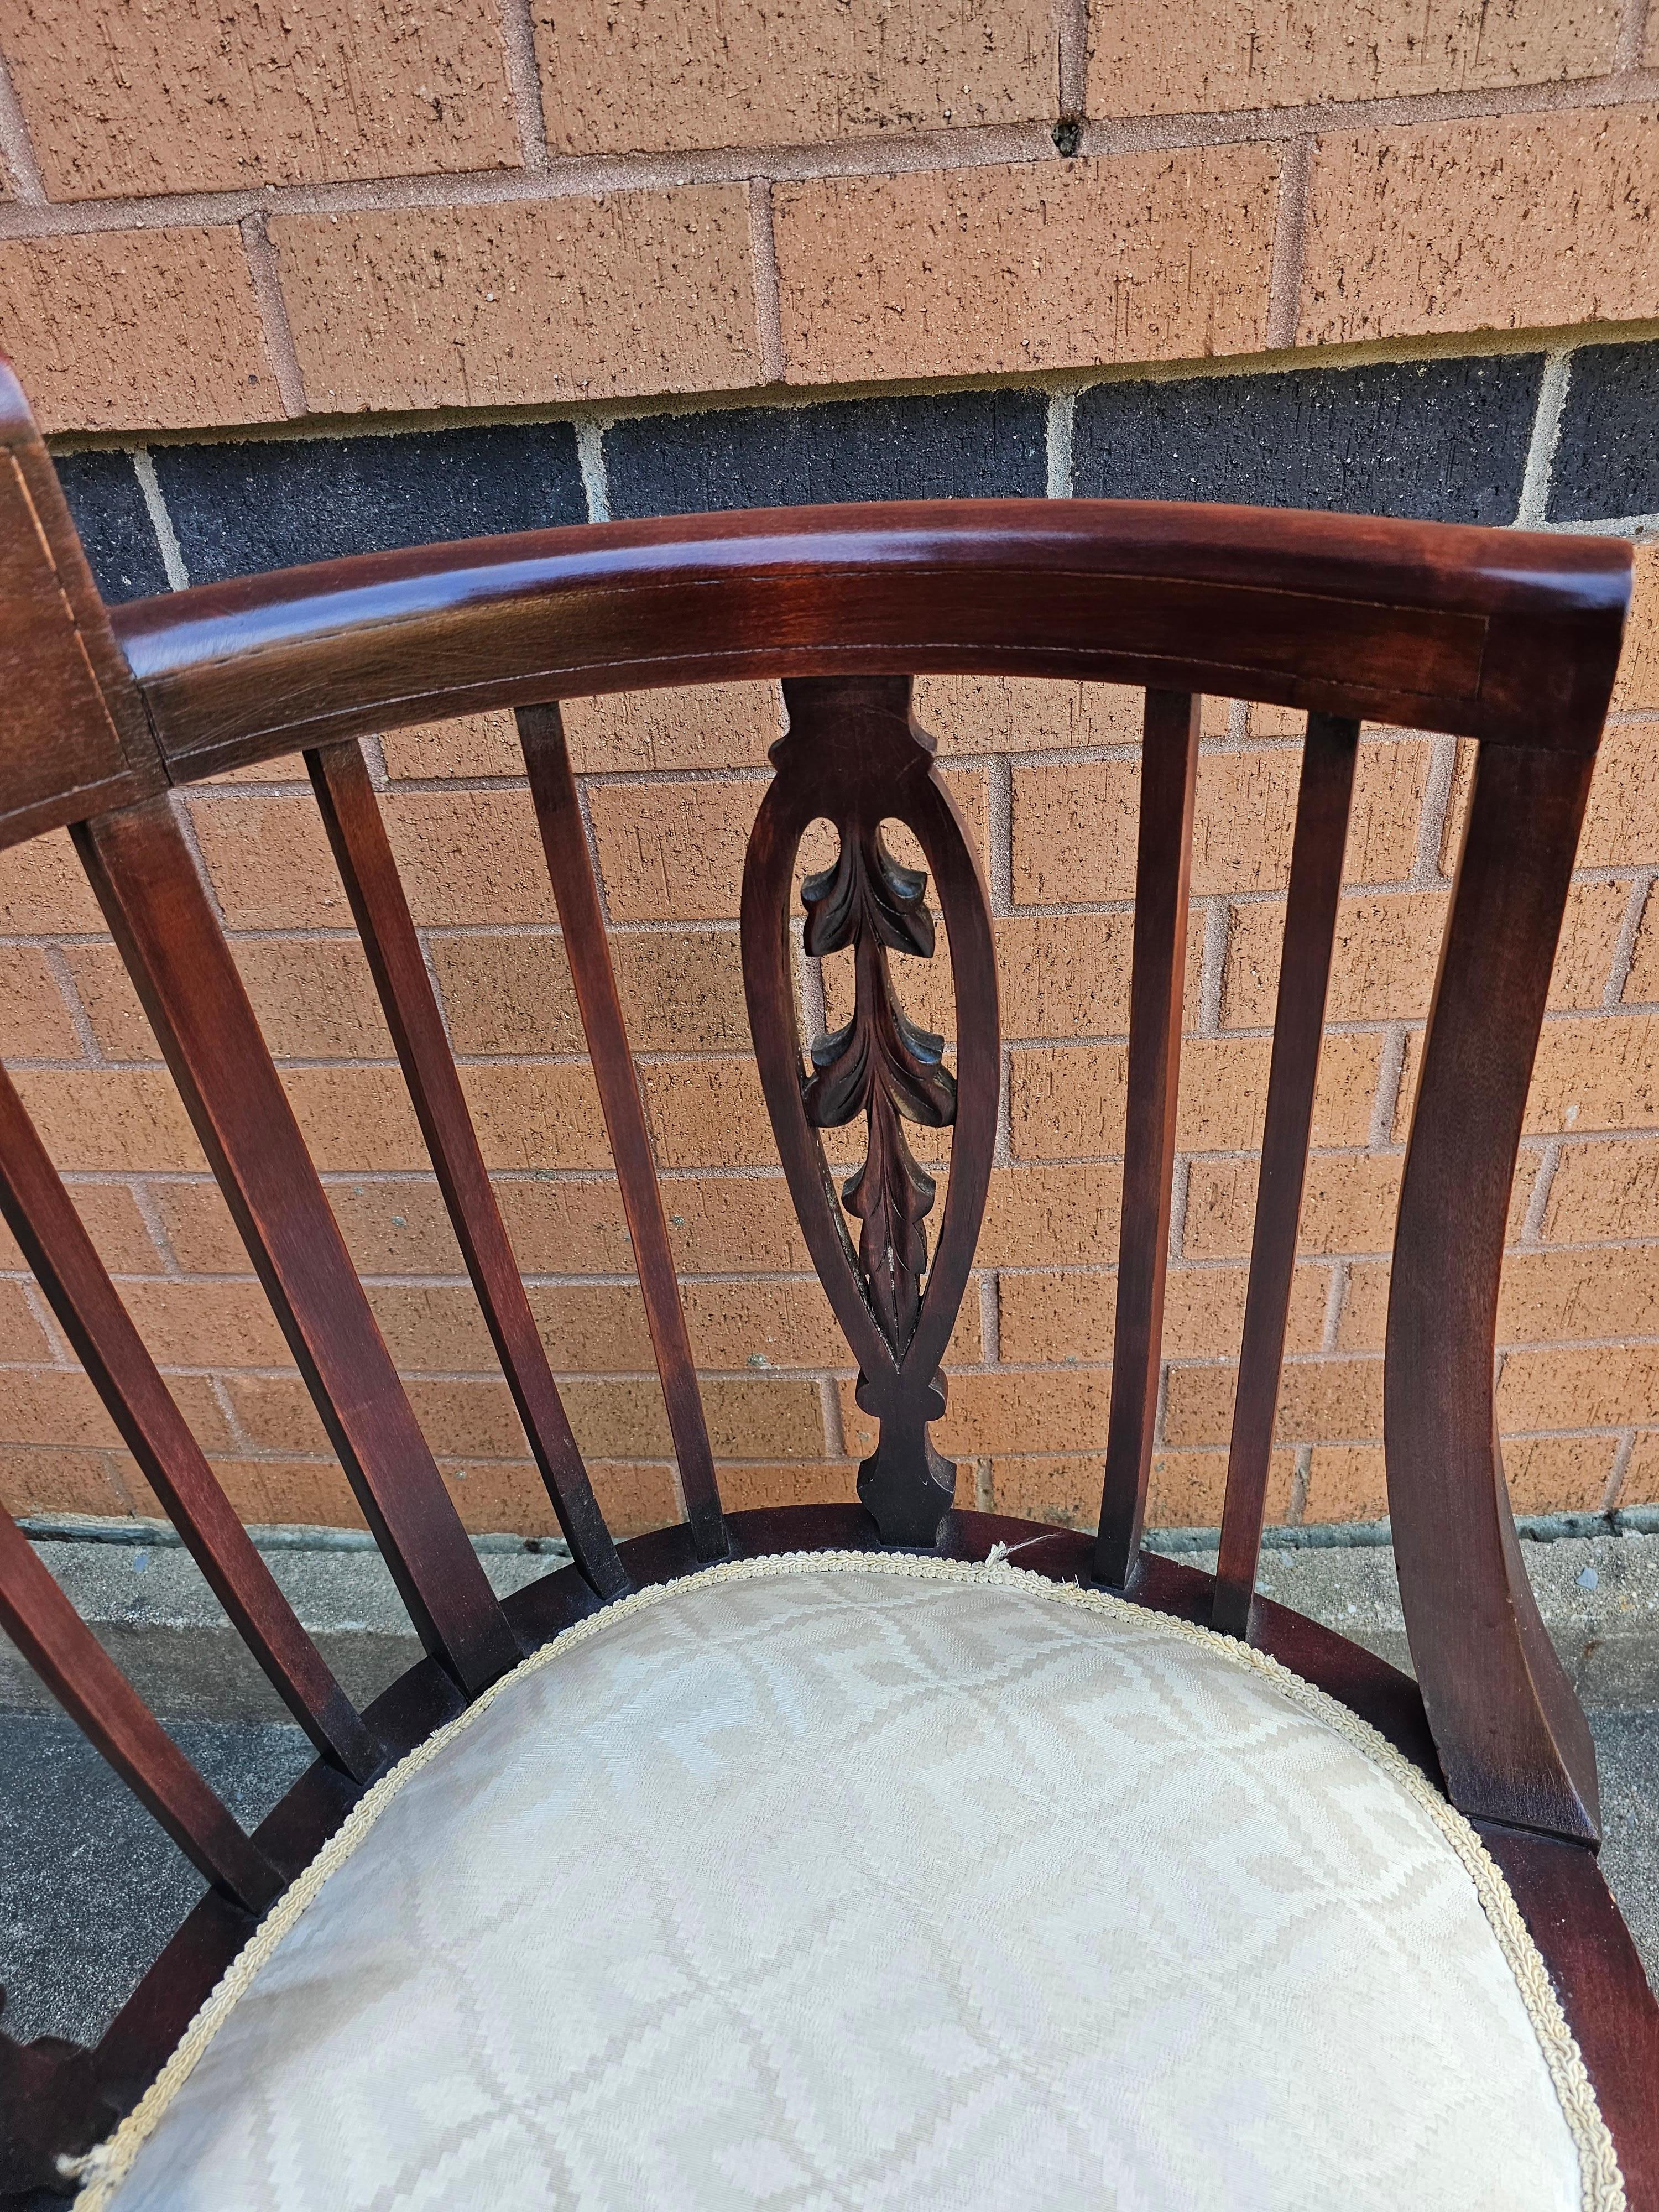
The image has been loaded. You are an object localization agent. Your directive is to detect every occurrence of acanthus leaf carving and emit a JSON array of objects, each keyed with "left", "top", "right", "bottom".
[{"left": 800, "top": 825, "right": 956, "bottom": 1355}]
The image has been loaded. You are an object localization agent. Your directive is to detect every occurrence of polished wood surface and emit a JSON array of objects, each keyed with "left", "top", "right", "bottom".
[
  {"left": 1213, "top": 715, "right": 1359, "bottom": 1639},
  {"left": 0, "top": 1057, "right": 375, "bottom": 1779},
  {"left": 0, "top": 364, "right": 161, "bottom": 851},
  {"left": 1387, "top": 742, "right": 1603, "bottom": 1844},
  {"left": 0, "top": 346, "right": 1645, "bottom": 2199},
  {"left": 307, "top": 739, "right": 629, "bottom": 1601},
  {"left": 517, "top": 704, "right": 727, "bottom": 1560},
  {"left": 1480, "top": 1822, "right": 1659, "bottom": 2203},
  {"left": 107, "top": 502, "right": 1630, "bottom": 792},
  {"left": 76, "top": 796, "right": 521, "bottom": 1699},
  {"left": 742, "top": 678, "right": 999, "bottom": 1545},
  {"left": 0, "top": 1507, "right": 280, "bottom": 1918},
  {"left": 1096, "top": 690, "right": 1199, "bottom": 1588}
]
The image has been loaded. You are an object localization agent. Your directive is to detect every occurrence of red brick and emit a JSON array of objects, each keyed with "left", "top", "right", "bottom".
[
  {"left": 1619, "top": 883, "right": 1659, "bottom": 1006},
  {"left": 565, "top": 684, "right": 784, "bottom": 774},
  {"left": 119, "top": 1279, "right": 291, "bottom": 1368},
  {"left": 1504, "top": 1433, "right": 1618, "bottom": 1514},
  {"left": 496, "top": 1172, "right": 811, "bottom": 1275},
  {"left": 589, "top": 1462, "right": 681, "bottom": 1537},
  {"left": 1526, "top": 1015, "right": 1659, "bottom": 1134},
  {"left": 13, "top": 1070, "right": 205, "bottom": 1173},
  {"left": 1162, "top": 1353, "right": 1383, "bottom": 1447},
  {"left": 1224, "top": 891, "right": 1447, "bottom": 1026},
  {"left": 0, "top": 228, "right": 276, "bottom": 433},
  {"left": 458, "top": 1063, "right": 611, "bottom": 1171},
  {"left": 979, "top": 1165, "right": 1123, "bottom": 1265},
  {"left": 842, "top": 1366, "right": 1115, "bottom": 1457},
  {"left": 1496, "top": 1343, "right": 1659, "bottom": 1430},
  {"left": 1611, "top": 552, "right": 1659, "bottom": 713},
  {"left": 1300, "top": 109, "right": 1659, "bottom": 345},
  {"left": 282, "top": 1066, "right": 430, "bottom": 1172},
  {"left": 1147, "top": 1447, "right": 1296, "bottom": 1527},
  {"left": 0, "top": 1444, "right": 135, "bottom": 1520},
  {"left": 1541, "top": 1138, "right": 1659, "bottom": 1241},
  {"left": 187, "top": 794, "right": 344, "bottom": 930},
  {"left": 640, "top": 1058, "right": 778, "bottom": 1169},
  {"left": 1550, "top": 880, "right": 1630, "bottom": 1010},
  {"left": 6, "top": 0, "right": 518, "bottom": 198},
  {"left": 773, "top": 148, "right": 1279, "bottom": 384},
  {"left": 1302, "top": 1444, "right": 1386, "bottom": 1521},
  {"left": 35, "top": 1185, "right": 168, "bottom": 1279},
  {"left": 915, "top": 675, "right": 1145, "bottom": 754},
  {"left": 1184, "top": 1152, "right": 1401, "bottom": 1259},
  {"left": 1579, "top": 721, "right": 1659, "bottom": 867},
  {"left": 0, "top": 831, "right": 105, "bottom": 933},
  {"left": 989, "top": 1454, "right": 1105, "bottom": 1530},
  {"left": 273, "top": 190, "right": 761, "bottom": 412},
  {"left": 1498, "top": 1243, "right": 1659, "bottom": 1344},
  {"left": 535, "top": 0, "right": 1056, "bottom": 157},
  {"left": 433, "top": 927, "right": 750, "bottom": 1056},
  {"left": 714, "top": 1460, "right": 861, "bottom": 1515},
  {"left": 997, "top": 1262, "right": 1327, "bottom": 1363},
  {"left": 1088, "top": 0, "right": 1614, "bottom": 117},
  {"left": 1619, "top": 1432, "right": 1659, "bottom": 1506},
  {"left": 380, "top": 711, "right": 523, "bottom": 780},
  {"left": 0, "top": 1282, "right": 53, "bottom": 1363},
  {"left": 0, "top": 950, "right": 81, "bottom": 1060}
]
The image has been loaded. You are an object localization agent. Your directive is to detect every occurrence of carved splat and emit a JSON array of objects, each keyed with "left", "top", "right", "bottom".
[
  {"left": 741, "top": 677, "right": 999, "bottom": 1546},
  {"left": 800, "top": 825, "right": 957, "bottom": 1353}
]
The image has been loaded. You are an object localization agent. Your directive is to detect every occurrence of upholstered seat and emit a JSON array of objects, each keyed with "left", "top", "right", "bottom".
[{"left": 76, "top": 1556, "right": 1618, "bottom": 2212}]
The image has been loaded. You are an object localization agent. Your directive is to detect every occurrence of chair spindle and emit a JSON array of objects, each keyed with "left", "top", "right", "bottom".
[
  {"left": 1213, "top": 714, "right": 1360, "bottom": 1638},
  {"left": 0, "top": 1059, "right": 378, "bottom": 1777},
  {"left": 516, "top": 705, "right": 728, "bottom": 1561},
  {"left": 1095, "top": 691, "right": 1202, "bottom": 1589},
  {"left": 0, "top": 1509, "right": 281, "bottom": 1911},
  {"left": 306, "top": 740, "right": 629, "bottom": 1601},
  {"left": 74, "top": 795, "right": 522, "bottom": 1696}
]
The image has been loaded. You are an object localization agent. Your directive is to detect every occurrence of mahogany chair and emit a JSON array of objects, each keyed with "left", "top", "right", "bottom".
[{"left": 0, "top": 352, "right": 1652, "bottom": 2208}]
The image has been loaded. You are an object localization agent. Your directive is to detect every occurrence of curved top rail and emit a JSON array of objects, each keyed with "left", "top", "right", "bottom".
[{"left": 109, "top": 502, "right": 1632, "bottom": 785}]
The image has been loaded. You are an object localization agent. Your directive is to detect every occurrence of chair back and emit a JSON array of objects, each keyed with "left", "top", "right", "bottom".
[{"left": 0, "top": 361, "right": 1631, "bottom": 2049}]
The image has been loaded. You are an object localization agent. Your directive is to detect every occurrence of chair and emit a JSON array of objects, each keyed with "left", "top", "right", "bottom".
[{"left": 0, "top": 351, "right": 1651, "bottom": 2209}]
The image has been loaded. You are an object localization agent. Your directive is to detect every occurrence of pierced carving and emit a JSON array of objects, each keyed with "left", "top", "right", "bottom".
[
  {"left": 740, "top": 675, "right": 999, "bottom": 1548},
  {"left": 801, "top": 827, "right": 956, "bottom": 1355}
]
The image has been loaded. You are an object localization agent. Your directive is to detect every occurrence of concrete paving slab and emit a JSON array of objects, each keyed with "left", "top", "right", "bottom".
[
  {"left": 0, "top": 1714, "right": 310, "bottom": 2049},
  {"left": 0, "top": 1524, "right": 1653, "bottom": 2102}
]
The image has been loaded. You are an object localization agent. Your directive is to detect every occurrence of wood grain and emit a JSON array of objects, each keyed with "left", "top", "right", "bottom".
[
  {"left": 107, "top": 503, "right": 1631, "bottom": 788},
  {"left": 0, "top": 335, "right": 1639, "bottom": 2195},
  {"left": 1096, "top": 690, "right": 1201, "bottom": 1589},
  {"left": 76, "top": 795, "right": 521, "bottom": 1698},
  {"left": 742, "top": 677, "right": 998, "bottom": 1546},
  {"left": 307, "top": 739, "right": 629, "bottom": 1601},
  {"left": 1213, "top": 715, "right": 1359, "bottom": 1639},
  {"left": 1386, "top": 742, "right": 1604, "bottom": 1843},
  {"left": 517, "top": 705, "right": 727, "bottom": 1561},
  {"left": 0, "top": 1055, "right": 376, "bottom": 1778}
]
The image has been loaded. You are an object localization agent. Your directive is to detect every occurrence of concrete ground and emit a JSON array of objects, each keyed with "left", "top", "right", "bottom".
[
  {"left": 0, "top": 1702, "right": 1654, "bottom": 2057},
  {"left": 0, "top": 1523, "right": 1655, "bottom": 2067}
]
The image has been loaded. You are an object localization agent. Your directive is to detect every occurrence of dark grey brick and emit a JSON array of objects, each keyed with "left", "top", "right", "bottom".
[
  {"left": 1072, "top": 356, "right": 1543, "bottom": 524},
  {"left": 1548, "top": 343, "right": 1659, "bottom": 524},
  {"left": 51, "top": 450, "right": 170, "bottom": 603},
  {"left": 604, "top": 390, "right": 1048, "bottom": 519},
  {"left": 153, "top": 421, "right": 588, "bottom": 585}
]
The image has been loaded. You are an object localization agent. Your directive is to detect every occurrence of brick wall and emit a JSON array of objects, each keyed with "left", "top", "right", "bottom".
[{"left": 0, "top": 3, "right": 1657, "bottom": 1540}]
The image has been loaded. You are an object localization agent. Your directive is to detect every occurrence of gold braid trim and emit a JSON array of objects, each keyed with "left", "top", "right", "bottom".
[{"left": 71, "top": 1550, "right": 1625, "bottom": 2212}]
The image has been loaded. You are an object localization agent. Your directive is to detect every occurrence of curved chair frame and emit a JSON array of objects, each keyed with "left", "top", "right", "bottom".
[{"left": 0, "top": 360, "right": 1652, "bottom": 2199}]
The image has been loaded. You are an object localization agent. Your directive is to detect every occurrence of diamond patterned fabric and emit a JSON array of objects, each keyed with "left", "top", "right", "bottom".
[{"left": 85, "top": 1556, "right": 1609, "bottom": 2210}]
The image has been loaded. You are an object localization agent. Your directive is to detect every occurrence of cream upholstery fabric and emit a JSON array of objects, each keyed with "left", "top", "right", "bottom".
[{"left": 78, "top": 1554, "right": 1619, "bottom": 2212}]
